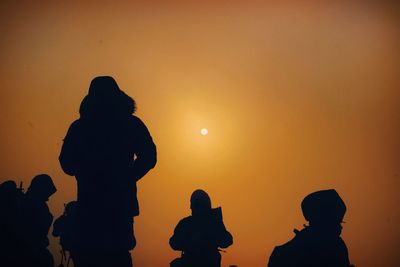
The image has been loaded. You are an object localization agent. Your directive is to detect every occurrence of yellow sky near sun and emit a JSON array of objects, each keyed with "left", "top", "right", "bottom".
[{"left": 0, "top": 1, "right": 399, "bottom": 267}]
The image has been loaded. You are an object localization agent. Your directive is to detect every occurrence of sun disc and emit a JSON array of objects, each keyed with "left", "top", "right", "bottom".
[{"left": 200, "top": 128, "right": 208, "bottom": 136}]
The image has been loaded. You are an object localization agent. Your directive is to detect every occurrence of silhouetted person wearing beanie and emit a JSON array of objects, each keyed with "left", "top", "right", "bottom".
[
  {"left": 170, "top": 189, "right": 233, "bottom": 267},
  {"left": 268, "top": 189, "right": 354, "bottom": 267},
  {"left": 59, "top": 76, "right": 157, "bottom": 267}
]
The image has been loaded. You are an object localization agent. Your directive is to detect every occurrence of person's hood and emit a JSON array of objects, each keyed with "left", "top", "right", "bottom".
[{"left": 79, "top": 76, "right": 136, "bottom": 118}]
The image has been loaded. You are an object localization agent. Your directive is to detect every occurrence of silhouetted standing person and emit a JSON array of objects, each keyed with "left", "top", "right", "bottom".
[
  {"left": 59, "top": 76, "right": 157, "bottom": 267},
  {"left": 268, "top": 189, "right": 354, "bottom": 267},
  {"left": 22, "top": 174, "right": 57, "bottom": 267},
  {"left": 170, "top": 189, "right": 233, "bottom": 267}
]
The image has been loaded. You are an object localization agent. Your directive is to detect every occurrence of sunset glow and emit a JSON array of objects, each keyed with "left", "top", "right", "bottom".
[{"left": 0, "top": 2, "right": 399, "bottom": 267}]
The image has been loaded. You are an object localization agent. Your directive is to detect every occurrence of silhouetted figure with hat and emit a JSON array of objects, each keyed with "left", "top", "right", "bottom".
[
  {"left": 169, "top": 189, "right": 233, "bottom": 267},
  {"left": 21, "top": 174, "right": 57, "bottom": 267},
  {"left": 59, "top": 76, "right": 157, "bottom": 267},
  {"left": 53, "top": 201, "right": 79, "bottom": 266},
  {"left": 268, "top": 189, "right": 354, "bottom": 267}
]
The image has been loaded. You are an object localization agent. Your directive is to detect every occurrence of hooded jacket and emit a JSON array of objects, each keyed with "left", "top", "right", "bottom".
[{"left": 59, "top": 77, "right": 157, "bottom": 217}]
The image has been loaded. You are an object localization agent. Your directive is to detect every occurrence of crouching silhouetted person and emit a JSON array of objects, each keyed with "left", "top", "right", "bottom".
[
  {"left": 268, "top": 189, "right": 354, "bottom": 267},
  {"left": 53, "top": 201, "right": 79, "bottom": 266},
  {"left": 59, "top": 76, "right": 157, "bottom": 267},
  {"left": 169, "top": 190, "right": 233, "bottom": 267}
]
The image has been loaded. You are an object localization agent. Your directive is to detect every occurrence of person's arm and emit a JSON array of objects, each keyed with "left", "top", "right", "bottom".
[
  {"left": 52, "top": 216, "right": 64, "bottom": 237},
  {"left": 210, "top": 208, "right": 233, "bottom": 248},
  {"left": 59, "top": 120, "right": 81, "bottom": 176},
  {"left": 169, "top": 220, "right": 188, "bottom": 251},
  {"left": 217, "top": 222, "right": 233, "bottom": 248},
  {"left": 131, "top": 116, "right": 157, "bottom": 181}
]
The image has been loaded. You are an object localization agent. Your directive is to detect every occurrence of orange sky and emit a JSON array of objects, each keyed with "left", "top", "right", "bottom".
[{"left": 0, "top": 1, "right": 399, "bottom": 267}]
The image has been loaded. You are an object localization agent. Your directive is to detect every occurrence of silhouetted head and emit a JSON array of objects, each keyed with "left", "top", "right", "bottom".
[
  {"left": 88, "top": 76, "right": 121, "bottom": 97},
  {"left": 27, "top": 174, "right": 57, "bottom": 202},
  {"left": 190, "top": 189, "right": 212, "bottom": 216},
  {"left": 0, "top": 180, "right": 17, "bottom": 199},
  {"left": 301, "top": 189, "right": 346, "bottom": 232},
  {"left": 79, "top": 76, "right": 136, "bottom": 118},
  {"left": 65, "top": 201, "right": 78, "bottom": 215}
]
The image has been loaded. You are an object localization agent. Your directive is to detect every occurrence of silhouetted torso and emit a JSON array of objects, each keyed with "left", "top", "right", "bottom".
[
  {"left": 170, "top": 213, "right": 233, "bottom": 267},
  {"left": 22, "top": 191, "right": 53, "bottom": 250},
  {"left": 61, "top": 115, "right": 155, "bottom": 217},
  {"left": 268, "top": 226, "right": 351, "bottom": 267}
]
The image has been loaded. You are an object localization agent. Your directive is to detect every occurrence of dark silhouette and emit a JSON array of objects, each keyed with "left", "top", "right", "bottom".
[
  {"left": 169, "top": 189, "right": 233, "bottom": 267},
  {"left": 268, "top": 189, "right": 354, "bottom": 267},
  {"left": 59, "top": 76, "right": 157, "bottom": 267},
  {"left": 52, "top": 201, "right": 79, "bottom": 266},
  {"left": 0, "top": 175, "right": 56, "bottom": 267},
  {"left": 0, "top": 180, "right": 24, "bottom": 266},
  {"left": 21, "top": 174, "right": 57, "bottom": 267}
]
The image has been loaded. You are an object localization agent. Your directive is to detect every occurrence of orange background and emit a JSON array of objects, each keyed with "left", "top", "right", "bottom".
[{"left": 0, "top": 1, "right": 399, "bottom": 267}]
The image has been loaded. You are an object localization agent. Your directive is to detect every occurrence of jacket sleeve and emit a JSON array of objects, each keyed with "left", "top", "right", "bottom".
[
  {"left": 131, "top": 116, "right": 157, "bottom": 181},
  {"left": 52, "top": 215, "right": 64, "bottom": 237},
  {"left": 212, "top": 209, "right": 233, "bottom": 248},
  {"left": 59, "top": 121, "right": 81, "bottom": 176},
  {"left": 169, "top": 219, "right": 188, "bottom": 251},
  {"left": 218, "top": 226, "right": 233, "bottom": 248}
]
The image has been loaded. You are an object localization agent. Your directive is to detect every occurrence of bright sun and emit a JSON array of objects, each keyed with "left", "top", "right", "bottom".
[{"left": 200, "top": 128, "right": 208, "bottom": 136}]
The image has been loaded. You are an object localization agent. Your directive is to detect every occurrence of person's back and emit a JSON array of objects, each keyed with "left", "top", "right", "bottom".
[
  {"left": 268, "top": 189, "right": 354, "bottom": 267},
  {"left": 59, "top": 77, "right": 157, "bottom": 217},
  {"left": 62, "top": 115, "right": 154, "bottom": 216},
  {"left": 59, "top": 76, "right": 157, "bottom": 267},
  {"left": 170, "top": 190, "right": 233, "bottom": 267},
  {"left": 269, "top": 226, "right": 351, "bottom": 267}
]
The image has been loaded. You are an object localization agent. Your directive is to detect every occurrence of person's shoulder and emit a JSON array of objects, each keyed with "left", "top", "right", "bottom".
[
  {"left": 128, "top": 115, "right": 147, "bottom": 126},
  {"left": 269, "top": 243, "right": 293, "bottom": 267},
  {"left": 63, "top": 119, "right": 84, "bottom": 137},
  {"left": 180, "top": 215, "right": 193, "bottom": 223},
  {"left": 277, "top": 237, "right": 296, "bottom": 250},
  {"left": 68, "top": 119, "right": 84, "bottom": 129},
  {"left": 337, "top": 236, "right": 349, "bottom": 251},
  {"left": 272, "top": 230, "right": 301, "bottom": 254},
  {"left": 127, "top": 115, "right": 152, "bottom": 133},
  {"left": 176, "top": 216, "right": 193, "bottom": 227}
]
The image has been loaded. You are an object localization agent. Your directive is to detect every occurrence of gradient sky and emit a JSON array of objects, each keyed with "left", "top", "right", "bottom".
[{"left": 0, "top": 1, "right": 399, "bottom": 267}]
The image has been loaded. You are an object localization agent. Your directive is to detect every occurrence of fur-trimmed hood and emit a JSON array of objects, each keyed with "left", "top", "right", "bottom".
[{"left": 79, "top": 76, "right": 136, "bottom": 118}]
